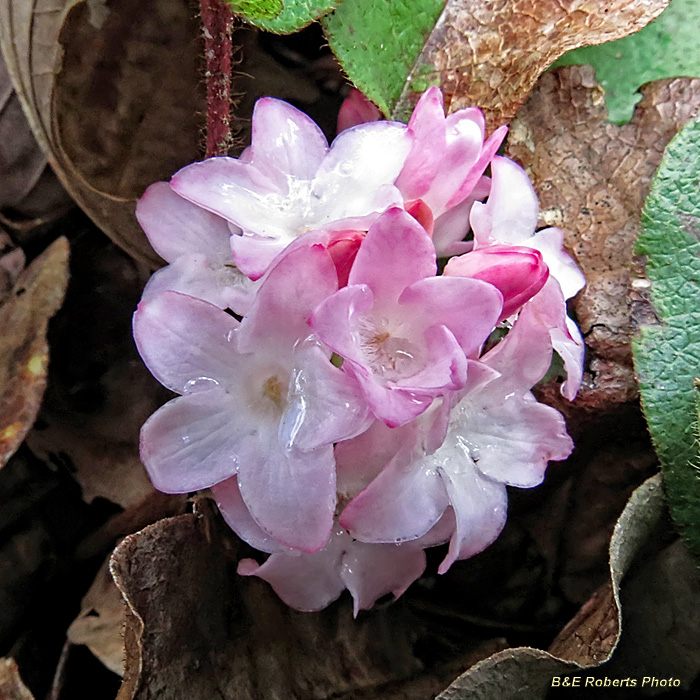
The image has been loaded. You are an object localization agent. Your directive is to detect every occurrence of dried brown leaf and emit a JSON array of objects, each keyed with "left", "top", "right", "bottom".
[
  {"left": 0, "top": 237, "right": 68, "bottom": 468},
  {"left": 67, "top": 557, "right": 125, "bottom": 676},
  {"left": 0, "top": 0, "right": 204, "bottom": 265},
  {"left": 505, "top": 67, "right": 700, "bottom": 418},
  {"left": 0, "top": 659, "right": 34, "bottom": 700},
  {"left": 394, "top": 0, "right": 670, "bottom": 129},
  {"left": 109, "top": 500, "right": 504, "bottom": 700},
  {"left": 436, "top": 475, "right": 667, "bottom": 699},
  {"left": 0, "top": 50, "right": 71, "bottom": 226}
]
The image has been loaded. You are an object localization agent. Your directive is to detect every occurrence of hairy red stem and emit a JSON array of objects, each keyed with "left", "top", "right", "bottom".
[{"left": 200, "top": 0, "right": 234, "bottom": 158}]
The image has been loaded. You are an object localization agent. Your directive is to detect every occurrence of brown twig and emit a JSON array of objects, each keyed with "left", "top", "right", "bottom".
[{"left": 200, "top": 0, "right": 235, "bottom": 157}]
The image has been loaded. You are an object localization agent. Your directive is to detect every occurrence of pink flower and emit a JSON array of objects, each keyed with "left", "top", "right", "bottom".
[
  {"left": 169, "top": 98, "right": 412, "bottom": 280},
  {"left": 310, "top": 208, "right": 504, "bottom": 428},
  {"left": 133, "top": 244, "right": 370, "bottom": 552},
  {"left": 396, "top": 87, "right": 508, "bottom": 256},
  {"left": 340, "top": 349, "right": 573, "bottom": 573}
]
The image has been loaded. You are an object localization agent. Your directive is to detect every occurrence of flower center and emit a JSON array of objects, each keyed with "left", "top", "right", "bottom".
[
  {"left": 361, "top": 323, "right": 425, "bottom": 382},
  {"left": 262, "top": 375, "right": 284, "bottom": 408}
]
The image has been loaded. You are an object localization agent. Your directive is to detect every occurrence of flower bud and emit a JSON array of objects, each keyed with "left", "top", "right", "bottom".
[{"left": 444, "top": 245, "right": 548, "bottom": 320}]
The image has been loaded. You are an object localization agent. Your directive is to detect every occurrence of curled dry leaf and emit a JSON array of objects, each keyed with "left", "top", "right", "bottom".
[
  {"left": 109, "top": 499, "right": 505, "bottom": 700},
  {"left": 393, "top": 0, "right": 670, "bottom": 128},
  {"left": 0, "top": 659, "right": 34, "bottom": 700},
  {"left": 0, "top": 0, "right": 204, "bottom": 265},
  {"left": 0, "top": 50, "right": 71, "bottom": 226},
  {"left": 505, "top": 66, "right": 700, "bottom": 419},
  {"left": 0, "top": 237, "right": 69, "bottom": 469},
  {"left": 435, "top": 474, "right": 671, "bottom": 699},
  {"left": 68, "top": 557, "right": 125, "bottom": 676}
]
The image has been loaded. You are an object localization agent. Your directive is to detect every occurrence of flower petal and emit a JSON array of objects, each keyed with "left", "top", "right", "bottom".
[
  {"left": 340, "top": 432, "right": 449, "bottom": 543},
  {"left": 395, "top": 86, "right": 446, "bottom": 201},
  {"left": 340, "top": 540, "right": 426, "bottom": 617},
  {"left": 454, "top": 393, "right": 573, "bottom": 488},
  {"left": 238, "top": 243, "right": 338, "bottom": 356},
  {"left": 470, "top": 155, "right": 539, "bottom": 247},
  {"left": 133, "top": 291, "right": 240, "bottom": 394},
  {"left": 315, "top": 121, "right": 412, "bottom": 221},
  {"left": 237, "top": 442, "right": 336, "bottom": 553},
  {"left": 238, "top": 530, "right": 345, "bottom": 612},
  {"left": 400, "top": 276, "right": 503, "bottom": 357},
  {"left": 141, "top": 253, "right": 257, "bottom": 312},
  {"left": 136, "top": 181, "right": 234, "bottom": 262},
  {"left": 139, "top": 388, "right": 246, "bottom": 493},
  {"left": 212, "top": 476, "right": 289, "bottom": 554},
  {"left": 348, "top": 207, "right": 437, "bottom": 305},
  {"left": 337, "top": 89, "right": 382, "bottom": 133},
  {"left": 250, "top": 97, "right": 328, "bottom": 183},
  {"left": 526, "top": 226, "right": 585, "bottom": 301},
  {"left": 438, "top": 458, "right": 508, "bottom": 574},
  {"left": 279, "top": 342, "right": 372, "bottom": 451}
]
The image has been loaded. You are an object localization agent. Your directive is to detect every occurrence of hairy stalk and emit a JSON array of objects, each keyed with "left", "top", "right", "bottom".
[{"left": 200, "top": 0, "right": 235, "bottom": 157}]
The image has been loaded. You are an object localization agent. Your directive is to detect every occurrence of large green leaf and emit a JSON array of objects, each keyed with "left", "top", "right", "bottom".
[
  {"left": 235, "top": 0, "right": 344, "bottom": 33},
  {"left": 553, "top": 0, "right": 700, "bottom": 124},
  {"left": 633, "top": 115, "right": 700, "bottom": 557},
  {"left": 322, "top": 0, "right": 443, "bottom": 116}
]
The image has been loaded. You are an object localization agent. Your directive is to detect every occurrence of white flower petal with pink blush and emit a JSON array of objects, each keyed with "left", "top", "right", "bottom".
[
  {"left": 136, "top": 181, "right": 256, "bottom": 313},
  {"left": 471, "top": 156, "right": 585, "bottom": 301},
  {"left": 311, "top": 208, "right": 503, "bottom": 427},
  {"left": 170, "top": 98, "right": 412, "bottom": 279},
  {"left": 134, "top": 244, "right": 367, "bottom": 552}
]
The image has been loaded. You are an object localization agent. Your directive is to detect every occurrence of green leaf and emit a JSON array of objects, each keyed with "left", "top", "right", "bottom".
[
  {"left": 235, "top": 0, "right": 343, "bottom": 33},
  {"left": 633, "top": 114, "right": 700, "bottom": 558},
  {"left": 552, "top": 0, "right": 700, "bottom": 124},
  {"left": 226, "top": 0, "right": 283, "bottom": 20},
  {"left": 322, "top": 0, "right": 444, "bottom": 116}
]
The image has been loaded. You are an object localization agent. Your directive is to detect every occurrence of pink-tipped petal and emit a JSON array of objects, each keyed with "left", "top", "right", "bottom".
[
  {"left": 340, "top": 540, "right": 426, "bottom": 617},
  {"left": 470, "top": 156, "right": 539, "bottom": 247},
  {"left": 133, "top": 291, "right": 240, "bottom": 394},
  {"left": 446, "top": 125, "right": 507, "bottom": 210},
  {"left": 422, "top": 115, "right": 484, "bottom": 215},
  {"left": 136, "top": 182, "right": 234, "bottom": 262},
  {"left": 237, "top": 442, "right": 336, "bottom": 553},
  {"left": 250, "top": 97, "right": 328, "bottom": 183},
  {"left": 212, "top": 476, "right": 290, "bottom": 554},
  {"left": 139, "top": 388, "right": 246, "bottom": 493}
]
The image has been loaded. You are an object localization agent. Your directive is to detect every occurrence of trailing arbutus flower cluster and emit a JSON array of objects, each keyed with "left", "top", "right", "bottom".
[{"left": 133, "top": 87, "right": 585, "bottom": 614}]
